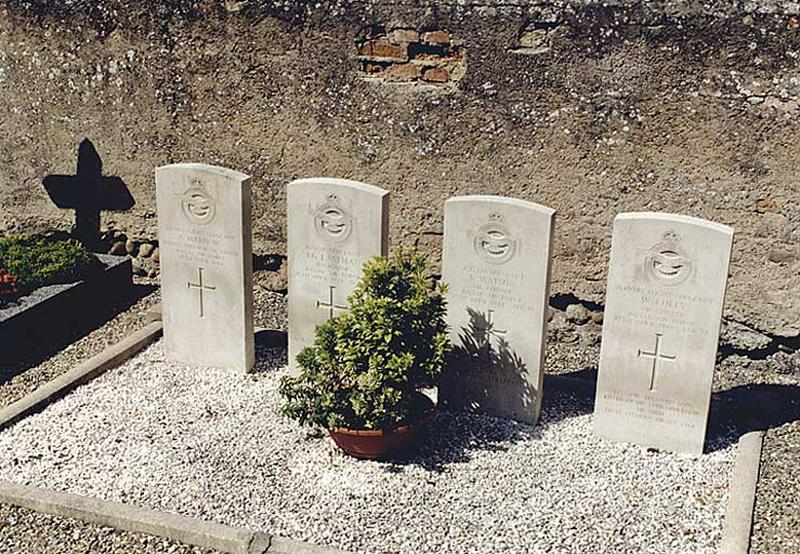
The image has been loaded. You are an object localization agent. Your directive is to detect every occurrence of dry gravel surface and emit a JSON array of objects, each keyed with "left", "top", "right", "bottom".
[
  {"left": 0, "top": 339, "right": 738, "bottom": 554},
  {"left": 750, "top": 422, "right": 800, "bottom": 554}
]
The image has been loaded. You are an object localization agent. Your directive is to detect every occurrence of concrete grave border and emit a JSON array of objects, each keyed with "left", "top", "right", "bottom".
[
  {"left": 720, "top": 430, "right": 765, "bottom": 554},
  {"left": 0, "top": 481, "right": 350, "bottom": 554}
]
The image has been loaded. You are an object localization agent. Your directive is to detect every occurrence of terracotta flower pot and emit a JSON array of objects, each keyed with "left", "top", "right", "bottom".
[{"left": 328, "top": 393, "right": 435, "bottom": 460}]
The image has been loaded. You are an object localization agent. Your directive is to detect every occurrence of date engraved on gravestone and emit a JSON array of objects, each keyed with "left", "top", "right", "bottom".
[
  {"left": 594, "top": 212, "right": 733, "bottom": 455},
  {"left": 440, "top": 196, "right": 555, "bottom": 425}
]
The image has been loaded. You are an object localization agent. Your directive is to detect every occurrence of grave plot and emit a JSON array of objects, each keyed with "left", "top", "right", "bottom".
[
  {"left": 0, "top": 235, "right": 134, "bottom": 362},
  {"left": 0, "top": 341, "right": 737, "bottom": 554}
]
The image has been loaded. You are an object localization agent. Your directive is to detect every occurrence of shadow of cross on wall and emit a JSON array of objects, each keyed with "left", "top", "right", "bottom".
[{"left": 43, "top": 138, "right": 134, "bottom": 250}]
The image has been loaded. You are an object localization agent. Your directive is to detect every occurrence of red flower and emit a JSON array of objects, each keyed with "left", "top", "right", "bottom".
[{"left": 0, "top": 268, "right": 18, "bottom": 297}]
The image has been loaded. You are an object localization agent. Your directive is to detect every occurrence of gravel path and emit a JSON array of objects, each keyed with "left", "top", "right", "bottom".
[
  {"left": 0, "top": 339, "right": 737, "bottom": 554},
  {"left": 0, "top": 503, "right": 217, "bottom": 554}
]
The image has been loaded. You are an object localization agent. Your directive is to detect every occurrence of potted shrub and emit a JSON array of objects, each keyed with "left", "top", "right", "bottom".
[{"left": 279, "top": 250, "right": 450, "bottom": 460}]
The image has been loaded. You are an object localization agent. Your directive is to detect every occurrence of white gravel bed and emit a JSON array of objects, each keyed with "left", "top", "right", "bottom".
[{"left": 0, "top": 341, "right": 737, "bottom": 554}]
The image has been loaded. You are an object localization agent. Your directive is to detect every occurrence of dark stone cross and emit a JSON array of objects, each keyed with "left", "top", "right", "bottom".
[{"left": 42, "top": 138, "right": 134, "bottom": 249}]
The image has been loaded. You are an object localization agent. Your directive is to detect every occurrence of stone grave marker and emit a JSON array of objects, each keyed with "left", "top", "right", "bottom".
[
  {"left": 594, "top": 212, "right": 734, "bottom": 455},
  {"left": 439, "top": 195, "right": 556, "bottom": 425},
  {"left": 155, "top": 163, "right": 254, "bottom": 372},
  {"left": 287, "top": 178, "right": 389, "bottom": 372}
]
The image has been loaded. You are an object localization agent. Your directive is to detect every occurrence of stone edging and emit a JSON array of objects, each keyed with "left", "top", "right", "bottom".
[
  {"left": 720, "top": 430, "right": 765, "bottom": 554},
  {"left": 0, "top": 320, "right": 163, "bottom": 431},
  {"left": 0, "top": 481, "right": 350, "bottom": 554}
]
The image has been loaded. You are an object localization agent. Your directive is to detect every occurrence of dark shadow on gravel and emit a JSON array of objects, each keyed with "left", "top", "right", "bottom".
[
  {"left": 383, "top": 385, "right": 594, "bottom": 473},
  {"left": 0, "top": 283, "right": 155, "bottom": 382},
  {"left": 706, "top": 383, "right": 800, "bottom": 452}
]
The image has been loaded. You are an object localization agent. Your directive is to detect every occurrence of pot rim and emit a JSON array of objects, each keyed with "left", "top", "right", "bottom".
[{"left": 329, "top": 393, "right": 435, "bottom": 436}]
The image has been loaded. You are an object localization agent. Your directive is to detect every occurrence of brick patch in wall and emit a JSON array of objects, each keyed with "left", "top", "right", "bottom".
[{"left": 356, "top": 25, "right": 465, "bottom": 86}]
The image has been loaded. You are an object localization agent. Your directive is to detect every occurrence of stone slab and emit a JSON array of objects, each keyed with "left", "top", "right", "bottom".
[
  {"left": 594, "top": 212, "right": 734, "bottom": 455},
  {"left": 0, "top": 480, "right": 255, "bottom": 554},
  {"left": 0, "top": 321, "right": 162, "bottom": 431},
  {"left": 0, "top": 480, "right": 353, "bottom": 554},
  {"left": 720, "top": 431, "right": 764, "bottom": 554},
  {"left": 287, "top": 178, "right": 389, "bottom": 372},
  {"left": 439, "top": 195, "right": 555, "bottom": 424},
  {"left": 0, "top": 254, "right": 132, "bottom": 360},
  {"left": 156, "top": 163, "right": 254, "bottom": 372}
]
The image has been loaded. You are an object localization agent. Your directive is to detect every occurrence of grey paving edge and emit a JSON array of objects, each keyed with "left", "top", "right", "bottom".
[
  {"left": 0, "top": 320, "right": 164, "bottom": 431},
  {"left": 720, "top": 430, "right": 765, "bottom": 554},
  {"left": 0, "top": 481, "right": 351, "bottom": 554}
]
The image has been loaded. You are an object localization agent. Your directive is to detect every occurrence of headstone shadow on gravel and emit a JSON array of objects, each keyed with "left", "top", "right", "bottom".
[
  {"left": 383, "top": 386, "right": 593, "bottom": 473},
  {"left": 706, "top": 383, "right": 800, "bottom": 452}
]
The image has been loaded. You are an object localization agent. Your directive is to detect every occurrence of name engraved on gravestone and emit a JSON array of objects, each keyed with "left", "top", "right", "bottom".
[
  {"left": 287, "top": 178, "right": 389, "bottom": 373},
  {"left": 594, "top": 213, "right": 734, "bottom": 455},
  {"left": 439, "top": 196, "right": 555, "bottom": 425},
  {"left": 156, "top": 163, "right": 254, "bottom": 372}
]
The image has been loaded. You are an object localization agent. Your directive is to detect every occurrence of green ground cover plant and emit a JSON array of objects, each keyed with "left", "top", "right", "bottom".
[{"left": 0, "top": 235, "right": 100, "bottom": 300}]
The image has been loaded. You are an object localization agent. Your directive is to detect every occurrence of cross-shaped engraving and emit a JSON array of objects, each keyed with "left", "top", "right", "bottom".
[
  {"left": 42, "top": 139, "right": 134, "bottom": 249},
  {"left": 316, "top": 285, "right": 348, "bottom": 320},
  {"left": 476, "top": 309, "right": 507, "bottom": 350},
  {"left": 187, "top": 267, "right": 216, "bottom": 318},
  {"left": 638, "top": 333, "right": 677, "bottom": 392}
]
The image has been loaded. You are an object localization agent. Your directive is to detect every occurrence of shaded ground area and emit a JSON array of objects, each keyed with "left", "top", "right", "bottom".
[
  {"left": 751, "top": 422, "right": 800, "bottom": 553},
  {"left": 0, "top": 504, "right": 217, "bottom": 554}
]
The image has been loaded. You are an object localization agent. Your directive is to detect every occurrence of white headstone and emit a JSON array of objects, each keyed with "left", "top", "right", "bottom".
[
  {"left": 594, "top": 212, "right": 734, "bottom": 455},
  {"left": 439, "top": 196, "right": 556, "bottom": 425},
  {"left": 287, "top": 178, "right": 389, "bottom": 372},
  {"left": 155, "top": 163, "right": 254, "bottom": 372}
]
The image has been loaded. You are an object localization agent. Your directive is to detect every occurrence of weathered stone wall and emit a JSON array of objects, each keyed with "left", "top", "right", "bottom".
[{"left": 1, "top": 0, "right": 799, "bottom": 336}]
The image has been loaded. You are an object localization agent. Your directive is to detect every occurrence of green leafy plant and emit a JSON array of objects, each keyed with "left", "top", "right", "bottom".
[
  {"left": 0, "top": 235, "right": 100, "bottom": 296},
  {"left": 280, "top": 249, "right": 450, "bottom": 431}
]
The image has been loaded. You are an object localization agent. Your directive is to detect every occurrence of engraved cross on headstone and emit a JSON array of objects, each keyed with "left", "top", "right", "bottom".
[
  {"left": 42, "top": 138, "right": 134, "bottom": 249},
  {"left": 187, "top": 267, "right": 216, "bottom": 318},
  {"left": 476, "top": 309, "right": 507, "bottom": 351},
  {"left": 316, "top": 285, "right": 348, "bottom": 320},
  {"left": 638, "top": 333, "right": 677, "bottom": 391}
]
